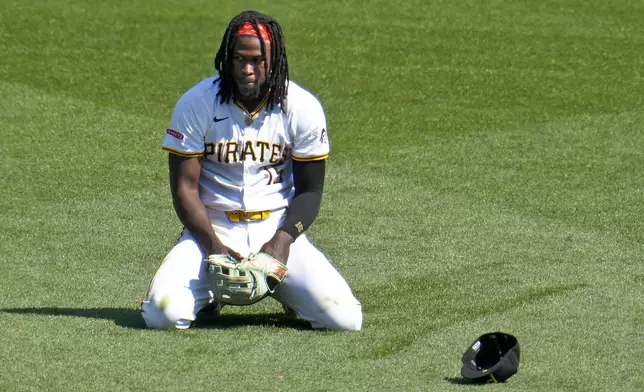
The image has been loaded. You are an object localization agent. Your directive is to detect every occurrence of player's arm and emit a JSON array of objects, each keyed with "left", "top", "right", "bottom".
[
  {"left": 259, "top": 90, "right": 328, "bottom": 264},
  {"left": 259, "top": 159, "right": 325, "bottom": 263},
  {"left": 163, "top": 83, "right": 241, "bottom": 259},
  {"left": 280, "top": 159, "right": 325, "bottom": 237},
  {"left": 169, "top": 153, "right": 240, "bottom": 258}
]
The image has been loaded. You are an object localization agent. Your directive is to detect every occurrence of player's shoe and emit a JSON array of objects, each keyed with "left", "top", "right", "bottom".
[
  {"left": 281, "top": 303, "right": 296, "bottom": 316},
  {"left": 193, "top": 302, "right": 224, "bottom": 326}
]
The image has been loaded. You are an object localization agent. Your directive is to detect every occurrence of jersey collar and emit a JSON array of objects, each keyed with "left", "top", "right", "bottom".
[{"left": 233, "top": 94, "right": 269, "bottom": 125}]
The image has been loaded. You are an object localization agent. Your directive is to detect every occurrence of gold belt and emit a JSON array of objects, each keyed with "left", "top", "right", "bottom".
[{"left": 225, "top": 210, "right": 271, "bottom": 222}]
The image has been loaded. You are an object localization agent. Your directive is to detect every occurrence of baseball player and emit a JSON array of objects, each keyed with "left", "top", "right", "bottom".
[{"left": 141, "top": 10, "right": 362, "bottom": 331}]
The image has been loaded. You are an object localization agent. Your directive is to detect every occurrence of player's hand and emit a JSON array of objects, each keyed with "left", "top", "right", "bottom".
[
  {"left": 207, "top": 252, "right": 288, "bottom": 302},
  {"left": 211, "top": 237, "right": 243, "bottom": 261},
  {"left": 259, "top": 230, "right": 295, "bottom": 264}
]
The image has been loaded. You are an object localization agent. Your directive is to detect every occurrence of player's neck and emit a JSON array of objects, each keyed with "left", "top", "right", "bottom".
[
  {"left": 237, "top": 96, "right": 265, "bottom": 113},
  {"left": 234, "top": 91, "right": 270, "bottom": 117},
  {"left": 234, "top": 85, "right": 270, "bottom": 114}
]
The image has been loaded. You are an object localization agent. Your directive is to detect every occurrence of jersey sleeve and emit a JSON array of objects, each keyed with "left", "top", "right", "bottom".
[
  {"left": 290, "top": 93, "right": 329, "bottom": 162},
  {"left": 161, "top": 88, "right": 212, "bottom": 157}
]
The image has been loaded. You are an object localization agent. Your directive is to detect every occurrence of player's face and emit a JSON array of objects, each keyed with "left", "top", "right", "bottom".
[{"left": 232, "top": 36, "right": 271, "bottom": 100}]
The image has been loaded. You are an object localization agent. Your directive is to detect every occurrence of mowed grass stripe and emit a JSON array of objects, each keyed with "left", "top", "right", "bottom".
[
  {"left": 1, "top": 0, "right": 643, "bottom": 391},
  {"left": 314, "top": 108, "right": 642, "bottom": 389}
]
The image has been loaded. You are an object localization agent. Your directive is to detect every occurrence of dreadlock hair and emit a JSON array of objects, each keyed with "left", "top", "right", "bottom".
[{"left": 214, "top": 11, "right": 289, "bottom": 112}]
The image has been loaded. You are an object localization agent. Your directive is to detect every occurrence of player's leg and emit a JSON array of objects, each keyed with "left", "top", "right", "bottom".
[
  {"left": 271, "top": 235, "right": 363, "bottom": 331},
  {"left": 141, "top": 231, "right": 213, "bottom": 329}
]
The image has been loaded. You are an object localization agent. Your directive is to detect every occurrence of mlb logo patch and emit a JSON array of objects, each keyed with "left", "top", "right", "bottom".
[
  {"left": 166, "top": 129, "right": 184, "bottom": 140},
  {"left": 319, "top": 128, "right": 327, "bottom": 144}
]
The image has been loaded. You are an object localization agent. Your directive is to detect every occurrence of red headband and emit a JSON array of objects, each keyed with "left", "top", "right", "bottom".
[{"left": 237, "top": 22, "right": 272, "bottom": 44}]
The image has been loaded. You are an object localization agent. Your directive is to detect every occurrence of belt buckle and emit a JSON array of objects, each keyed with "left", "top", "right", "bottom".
[
  {"left": 226, "top": 210, "right": 270, "bottom": 222},
  {"left": 245, "top": 211, "right": 270, "bottom": 221},
  {"left": 226, "top": 210, "right": 241, "bottom": 222}
]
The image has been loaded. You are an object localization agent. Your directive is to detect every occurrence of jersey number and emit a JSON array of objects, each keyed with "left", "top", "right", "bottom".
[{"left": 266, "top": 167, "right": 284, "bottom": 185}]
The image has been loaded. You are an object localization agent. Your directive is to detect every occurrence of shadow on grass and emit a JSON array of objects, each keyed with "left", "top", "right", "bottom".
[
  {"left": 0, "top": 307, "right": 312, "bottom": 331},
  {"left": 192, "top": 312, "right": 312, "bottom": 330},
  {"left": 0, "top": 307, "right": 147, "bottom": 328},
  {"left": 444, "top": 377, "right": 488, "bottom": 386}
]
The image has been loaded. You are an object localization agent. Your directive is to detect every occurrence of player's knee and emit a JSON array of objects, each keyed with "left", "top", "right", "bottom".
[
  {"left": 314, "top": 302, "right": 363, "bottom": 332},
  {"left": 332, "top": 304, "right": 363, "bottom": 331},
  {"left": 141, "top": 295, "right": 192, "bottom": 330}
]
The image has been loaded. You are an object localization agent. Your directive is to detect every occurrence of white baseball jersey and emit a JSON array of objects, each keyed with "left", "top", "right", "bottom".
[
  {"left": 162, "top": 77, "right": 329, "bottom": 212},
  {"left": 144, "top": 77, "right": 362, "bottom": 331}
]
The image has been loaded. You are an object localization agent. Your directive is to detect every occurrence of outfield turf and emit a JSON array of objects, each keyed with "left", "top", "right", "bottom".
[{"left": 1, "top": 0, "right": 643, "bottom": 391}]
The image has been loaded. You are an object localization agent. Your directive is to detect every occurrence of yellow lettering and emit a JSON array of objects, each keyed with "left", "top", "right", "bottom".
[
  {"left": 281, "top": 146, "right": 290, "bottom": 163},
  {"left": 256, "top": 141, "right": 270, "bottom": 162},
  {"left": 217, "top": 142, "right": 224, "bottom": 163},
  {"left": 205, "top": 143, "right": 215, "bottom": 156},
  {"left": 240, "top": 141, "right": 257, "bottom": 161},
  {"left": 225, "top": 141, "right": 239, "bottom": 163},
  {"left": 269, "top": 144, "right": 282, "bottom": 164}
]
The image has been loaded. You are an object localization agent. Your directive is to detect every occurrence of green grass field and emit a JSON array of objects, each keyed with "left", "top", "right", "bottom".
[{"left": 1, "top": 0, "right": 643, "bottom": 391}]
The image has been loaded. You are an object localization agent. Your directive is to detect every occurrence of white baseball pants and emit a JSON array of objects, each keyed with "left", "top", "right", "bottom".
[{"left": 141, "top": 209, "right": 362, "bottom": 331}]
